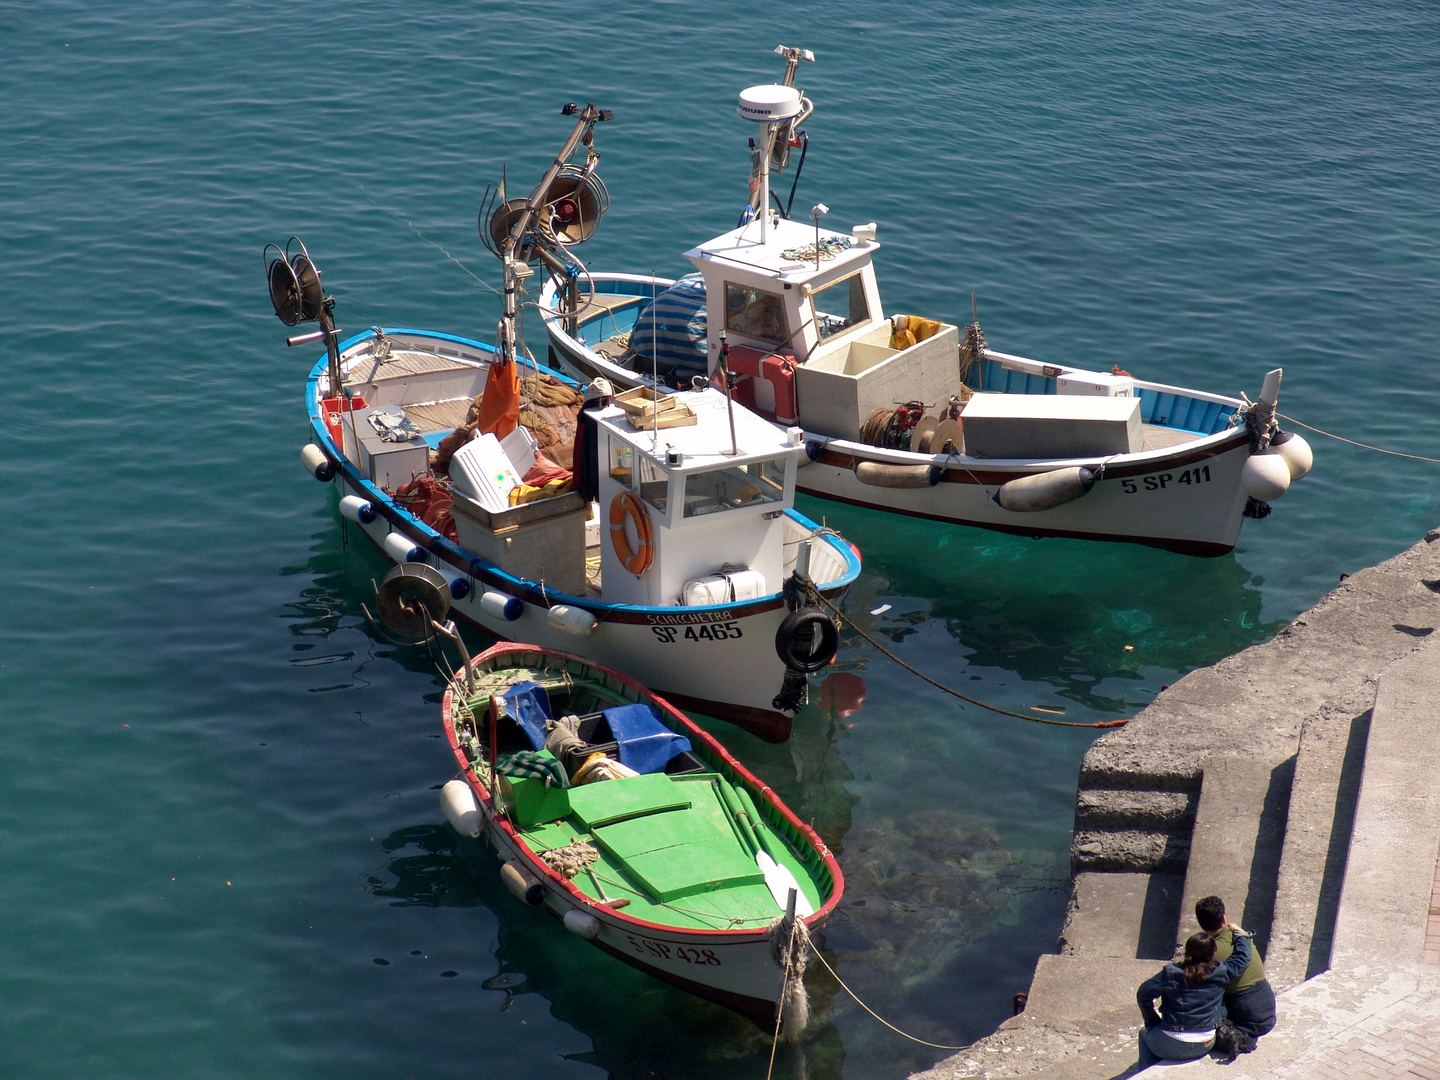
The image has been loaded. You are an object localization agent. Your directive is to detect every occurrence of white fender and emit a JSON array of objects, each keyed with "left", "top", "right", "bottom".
[
  {"left": 548, "top": 604, "right": 598, "bottom": 637},
  {"left": 439, "top": 779, "right": 482, "bottom": 839},
  {"left": 481, "top": 590, "right": 524, "bottom": 622},
  {"left": 1241, "top": 452, "right": 1291, "bottom": 501},
  {"left": 563, "top": 909, "right": 601, "bottom": 940},
  {"left": 301, "top": 443, "right": 335, "bottom": 482},
  {"left": 339, "top": 495, "right": 376, "bottom": 524},
  {"left": 1270, "top": 431, "right": 1312, "bottom": 481},
  {"left": 855, "top": 462, "right": 942, "bottom": 488},
  {"left": 499, "top": 861, "right": 545, "bottom": 905},
  {"left": 383, "top": 531, "right": 423, "bottom": 563},
  {"left": 995, "top": 467, "right": 1096, "bottom": 513}
]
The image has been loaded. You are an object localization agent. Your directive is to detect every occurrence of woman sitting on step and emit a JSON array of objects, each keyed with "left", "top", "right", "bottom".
[{"left": 1135, "top": 924, "right": 1253, "bottom": 1063}]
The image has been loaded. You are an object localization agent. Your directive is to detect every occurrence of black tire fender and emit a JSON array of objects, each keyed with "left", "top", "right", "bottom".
[{"left": 775, "top": 606, "right": 839, "bottom": 672}]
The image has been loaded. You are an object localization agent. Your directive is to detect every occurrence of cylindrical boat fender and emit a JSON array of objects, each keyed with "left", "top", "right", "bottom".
[
  {"left": 301, "top": 443, "right": 335, "bottom": 482},
  {"left": 431, "top": 566, "right": 471, "bottom": 601},
  {"left": 339, "top": 495, "right": 377, "bottom": 525},
  {"left": 1269, "top": 431, "right": 1313, "bottom": 481},
  {"left": 480, "top": 590, "right": 525, "bottom": 622},
  {"left": 854, "top": 461, "right": 943, "bottom": 488},
  {"left": 383, "top": 531, "right": 424, "bottom": 564},
  {"left": 994, "top": 466, "right": 1096, "bottom": 513},
  {"left": 439, "top": 779, "right": 482, "bottom": 839},
  {"left": 562, "top": 909, "right": 601, "bottom": 940},
  {"left": 775, "top": 606, "right": 840, "bottom": 672},
  {"left": 803, "top": 439, "right": 825, "bottom": 465},
  {"left": 547, "top": 604, "right": 598, "bottom": 637},
  {"left": 499, "top": 861, "right": 546, "bottom": 905},
  {"left": 1241, "top": 452, "right": 1291, "bottom": 501}
]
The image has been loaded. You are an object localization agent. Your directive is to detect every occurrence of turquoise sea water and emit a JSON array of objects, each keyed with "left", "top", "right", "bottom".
[{"left": 3, "top": 2, "right": 1438, "bottom": 1077}]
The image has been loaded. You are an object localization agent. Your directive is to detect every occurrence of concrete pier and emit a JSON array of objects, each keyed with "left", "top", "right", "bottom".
[{"left": 913, "top": 531, "right": 1440, "bottom": 1079}]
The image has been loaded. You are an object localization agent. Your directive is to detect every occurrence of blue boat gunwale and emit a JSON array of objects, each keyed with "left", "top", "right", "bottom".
[
  {"left": 546, "top": 275, "right": 1251, "bottom": 442},
  {"left": 305, "top": 327, "right": 862, "bottom": 620}
]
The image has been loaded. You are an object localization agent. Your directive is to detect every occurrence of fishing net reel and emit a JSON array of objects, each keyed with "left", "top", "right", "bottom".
[{"left": 264, "top": 237, "right": 325, "bottom": 326}]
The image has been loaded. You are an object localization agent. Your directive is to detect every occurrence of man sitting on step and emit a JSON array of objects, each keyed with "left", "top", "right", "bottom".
[{"left": 1196, "top": 895, "right": 1277, "bottom": 1041}]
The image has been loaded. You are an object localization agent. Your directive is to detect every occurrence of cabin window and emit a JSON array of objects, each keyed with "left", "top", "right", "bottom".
[
  {"left": 725, "top": 283, "right": 788, "bottom": 344},
  {"left": 638, "top": 457, "right": 669, "bottom": 512},
  {"left": 810, "top": 272, "right": 870, "bottom": 342},
  {"left": 681, "top": 458, "right": 786, "bottom": 518},
  {"left": 609, "top": 442, "right": 633, "bottom": 487}
]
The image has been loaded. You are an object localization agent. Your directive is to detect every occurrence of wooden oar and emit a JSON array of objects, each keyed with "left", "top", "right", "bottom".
[
  {"left": 717, "top": 778, "right": 812, "bottom": 916},
  {"left": 735, "top": 786, "right": 814, "bottom": 917}
]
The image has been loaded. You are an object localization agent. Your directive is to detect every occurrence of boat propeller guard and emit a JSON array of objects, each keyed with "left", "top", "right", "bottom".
[{"left": 376, "top": 562, "right": 452, "bottom": 640}]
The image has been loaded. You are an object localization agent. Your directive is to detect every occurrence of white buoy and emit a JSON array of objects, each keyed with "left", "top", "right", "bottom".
[
  {"left": 1270, "top": 431, "right": 1313, "bottom": 481},
  {"left": 301, "top": 443, "right": 335, "bottom": 482},
  {"left": 499, "top": 861, "right": 545, "bottom": 905},
  {"left": 1241, "top": 452, "right": 1292, "bottom": 501},
  {"left": 480, "top": 590, "right": 524, "bottom": 622},
  {"left": 995, "top": 467, "right": 1096, "bottom": 513},
  {"left": 440, "top": 780, "right": 482, "bottom": 839},
  {"left": 547, "top": 605, "right": 598, "bottom": 637},
  {"left": 383, "top": 531, "right": 423, "bottom": 563},
  {"left": 562, "top": 909, "right": 601, "bottom": 940},
  {"left": 854, "top": 462, "right": 941, "bottom": 488},
  {"left": 339, "top": 495, "right": 376, "bottom": 524}
]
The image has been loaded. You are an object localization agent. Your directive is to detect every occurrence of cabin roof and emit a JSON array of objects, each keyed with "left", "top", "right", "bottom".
[
  {"left": 684, "top": 218, "right": 878, "bottom": 286},
  {"left": 595, "top": 388, "right": 799, "bottom": 472}
]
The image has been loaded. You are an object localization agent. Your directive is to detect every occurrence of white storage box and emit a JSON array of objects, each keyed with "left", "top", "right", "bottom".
[
  {"left": 450, "top": 434, "right": 521, "bottom": 512},
  {"left": 342, "top": 405, "right": 430, "bottom": 491},
  {"left": 1056, "top": 372, "right": 1135, "bottom": 397},
  {"left": 681, "top": 568, "right": 767, "bottom": 607},
  {"left": 961, "top": 393, "right": 1142, "bottom": 459}
]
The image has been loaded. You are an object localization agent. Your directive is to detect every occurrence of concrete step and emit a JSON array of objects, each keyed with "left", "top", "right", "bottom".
[
  {"left": 1074, "top": 788, "right": 1198, "bottom": 831},
  {"left": 1059, "top": 872, "right": 1185, "bottom": 960},
  {"left": 1071, "top": 828, "right": 1190, "bottom": 874}
]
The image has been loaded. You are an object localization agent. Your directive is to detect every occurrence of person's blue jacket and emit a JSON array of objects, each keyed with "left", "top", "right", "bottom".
[{"left": 1137, "top": 932, "right": 1253, "bottom": 1032}]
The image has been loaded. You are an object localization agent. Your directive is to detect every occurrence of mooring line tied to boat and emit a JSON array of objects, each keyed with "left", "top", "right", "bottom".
[
  {"left": 1277, "top": 412, "right": 1440, "bottom": 466},
  {"left": 805, "top": 589, "right": 1130, "bottom": 729}
]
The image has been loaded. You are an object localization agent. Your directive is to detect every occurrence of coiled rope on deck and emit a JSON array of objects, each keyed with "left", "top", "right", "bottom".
[{"left": 805, "top": 588, "right": 1130, "bottom": 728}]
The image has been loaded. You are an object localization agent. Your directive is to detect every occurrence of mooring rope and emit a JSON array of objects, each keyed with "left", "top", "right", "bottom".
[
  {"left": 1278, "top": 413, "right": 1440, "bottom": 465},
  {"left": 805, "top": 588, "right": 1130, "bottom": 728},
  {"left": 807, "top": 942, "right": 969, "bottom": 1051}
]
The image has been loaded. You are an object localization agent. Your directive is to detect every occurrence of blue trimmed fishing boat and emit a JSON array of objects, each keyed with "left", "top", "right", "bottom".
[{"left": 539, "top": 49, "right": 1314, "bottom": 557}]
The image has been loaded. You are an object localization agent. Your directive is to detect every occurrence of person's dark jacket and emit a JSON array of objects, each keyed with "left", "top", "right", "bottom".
[{"left": 1137, "top": 932, "right": 1253, "bottom": 1032}]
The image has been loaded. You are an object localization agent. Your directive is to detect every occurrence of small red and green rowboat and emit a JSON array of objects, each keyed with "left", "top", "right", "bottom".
[{"left": 439, "top": 642, "right": 842, "bottom": 1027}]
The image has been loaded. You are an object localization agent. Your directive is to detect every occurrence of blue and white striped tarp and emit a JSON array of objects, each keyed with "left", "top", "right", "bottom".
[{"left": 629, "top": 273, "right": 708, "bottom": 382}]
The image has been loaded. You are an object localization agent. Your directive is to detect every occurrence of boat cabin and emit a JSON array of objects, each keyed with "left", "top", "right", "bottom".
[
  {"left": 685, "top": 218, "right": 962, "bottom": 441},
  {"left": 592, "top": 386, "right": 804, "bottom": 607}
]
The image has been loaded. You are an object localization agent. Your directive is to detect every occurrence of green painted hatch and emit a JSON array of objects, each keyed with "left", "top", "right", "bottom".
[
  {"left": 592, "top": 806, "right": 764, "bottom": 902},
  {"left": 564, "top": 772, "right": 693, "bottom": 829}
]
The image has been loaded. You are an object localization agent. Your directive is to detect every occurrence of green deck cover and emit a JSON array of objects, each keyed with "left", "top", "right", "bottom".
[
  {"left": 589, "top": 777, "right": 765, "bottom": 902},
  {"left": 564, "top": 773, "right": 692, "bottom": 829}
]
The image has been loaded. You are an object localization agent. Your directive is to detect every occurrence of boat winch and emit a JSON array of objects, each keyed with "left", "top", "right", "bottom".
[{"left": 994, "top": 466, "right": 1097, "bottom": 513}]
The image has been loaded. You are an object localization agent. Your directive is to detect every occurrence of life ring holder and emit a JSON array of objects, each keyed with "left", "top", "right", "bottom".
[{"left": 608, "top": 491, "right": 654, "bottom": 576}]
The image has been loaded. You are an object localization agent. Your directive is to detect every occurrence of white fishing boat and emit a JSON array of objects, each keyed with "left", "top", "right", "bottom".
[
  {"left": 539, "top": 49, "right": 1314, "bottom": 557},
  {"left": 264, "top": 102, "right": 860, "bottom": 743}
]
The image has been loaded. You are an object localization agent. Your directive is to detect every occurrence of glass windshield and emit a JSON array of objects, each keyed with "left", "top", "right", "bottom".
[
  {"left": 638, "top": 457, "right": 668, "bottom": 512},
  {"left": 725, "top": 283, "right": 788, "bottom": 344},
  {"left": 810, "top": 272, "right": 870, "bottom": 342},
  {"left": 682, "top": 459, "right": 786, "bottom": 518}
]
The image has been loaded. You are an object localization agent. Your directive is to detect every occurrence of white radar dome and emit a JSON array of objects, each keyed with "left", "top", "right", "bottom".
[{"left": 738, "top": 85, "right": 802, "bottom": 123}]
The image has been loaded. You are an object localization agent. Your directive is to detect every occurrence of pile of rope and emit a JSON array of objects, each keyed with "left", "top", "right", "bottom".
[
  {"left": 780, "top": 235, "right": 854, "bottom": 263},
  {"left": 539, "top": 840, "right": 600, "bottom": 880},
  {"left": 959, "top": 294, "right": 988, "bottom": 387},
  {"left": 858, "top": 401, "right": 928, "bottom": 449}
]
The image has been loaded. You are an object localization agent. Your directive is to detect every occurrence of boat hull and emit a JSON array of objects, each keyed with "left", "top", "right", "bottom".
[
  {"left": 541, "top": 278, "right": 1260, "bottom": 556},
  {"left": 443, "top": 643, "right": 842, "bottom": 1027}
]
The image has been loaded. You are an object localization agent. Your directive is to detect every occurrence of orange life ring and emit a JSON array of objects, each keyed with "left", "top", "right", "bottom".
[{"left": 608, "top": 491, "right": 654, "bottom": 575}]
